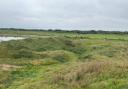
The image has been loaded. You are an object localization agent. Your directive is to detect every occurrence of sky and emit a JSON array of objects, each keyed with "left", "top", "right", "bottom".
[{"left": 0, "top": 0, "right": 128, "bottom": 31}]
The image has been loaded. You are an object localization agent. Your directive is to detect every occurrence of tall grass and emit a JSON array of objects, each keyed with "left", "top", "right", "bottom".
[{"left": 52, "top": 61, "right": 128, "bottom": 89}]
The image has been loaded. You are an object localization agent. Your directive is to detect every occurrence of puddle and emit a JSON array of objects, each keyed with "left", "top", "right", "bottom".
[{"left": 0, "top": 36, "right": 25, "bottom": 42}]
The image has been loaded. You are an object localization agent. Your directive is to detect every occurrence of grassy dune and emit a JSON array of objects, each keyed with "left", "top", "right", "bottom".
[{"left": 0, "top": 30, "right": 128, "bottom": 89}]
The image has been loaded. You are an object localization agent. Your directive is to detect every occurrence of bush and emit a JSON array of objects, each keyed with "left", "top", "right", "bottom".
[
  {"left": 12, "top": 49, "right": 33, "bottom": 59},
  {"left": 53, "top": 53, "right": 70, "bottom": 62},
  {"left": 63, "top": 40, "right": 86, "bottom": 54}
]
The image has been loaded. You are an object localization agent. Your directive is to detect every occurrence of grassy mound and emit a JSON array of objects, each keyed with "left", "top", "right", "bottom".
[
  {"left": 0, "top": 37, "right": 86, "bottom": 59},
  {"left": 39, "top": 50, "right": 77, "bottom": 63}
]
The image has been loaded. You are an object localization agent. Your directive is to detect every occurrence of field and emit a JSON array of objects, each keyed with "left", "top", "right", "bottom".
[{"left": 0, "top": 30, "right": 128, "bottom": 89}]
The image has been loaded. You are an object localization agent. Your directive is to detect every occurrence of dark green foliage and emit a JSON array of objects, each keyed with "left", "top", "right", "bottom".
[
  {"left": 1, "top": 28, "right": 128, "bottom": 34},
  {"left": 11, "top": 49, "right": 33, "bottom": 59},
  {"left": 80, "top": 53, "right": 92, "bottom": 60},
  {"left": 53, "top": 55, "right": 68, "bottom": 62},
  {"left": 63, "top": 39, "right": 86, "bottom": 54}
]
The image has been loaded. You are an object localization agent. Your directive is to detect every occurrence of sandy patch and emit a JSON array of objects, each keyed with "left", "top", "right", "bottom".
[{"left": 0, "top": 64, "right": 21, "bottom": 71}]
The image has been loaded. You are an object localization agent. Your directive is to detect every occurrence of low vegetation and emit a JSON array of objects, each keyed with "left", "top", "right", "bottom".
[{"left": 0, "top": 29, "right": 128, "bottom": 89}]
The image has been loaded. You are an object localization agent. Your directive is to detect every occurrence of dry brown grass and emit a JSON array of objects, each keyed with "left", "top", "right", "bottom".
[
  {"left": 52, "top": 60, "right": 128, "bottom": 89},
  {"left": 0, "top": 64, "right": 21, "bottom": 71}
]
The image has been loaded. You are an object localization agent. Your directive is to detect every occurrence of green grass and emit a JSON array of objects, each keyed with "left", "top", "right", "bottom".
[{"left": 0, "top": 30, "right": 128, "bottom": 89}]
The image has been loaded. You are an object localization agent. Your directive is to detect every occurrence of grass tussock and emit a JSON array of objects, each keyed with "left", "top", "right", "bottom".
[{"left": 53, "top": 61, "right": 128, "bottom": 89}]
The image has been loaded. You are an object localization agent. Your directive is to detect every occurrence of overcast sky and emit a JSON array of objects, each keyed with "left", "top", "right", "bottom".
[{"left": 0, "top": 0, "right": 128, "bottom": 31}]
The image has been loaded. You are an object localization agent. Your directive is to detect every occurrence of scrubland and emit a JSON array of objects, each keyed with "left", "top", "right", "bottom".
[{"left": 0, "top": 30, "right": 128, "bottom": 89}]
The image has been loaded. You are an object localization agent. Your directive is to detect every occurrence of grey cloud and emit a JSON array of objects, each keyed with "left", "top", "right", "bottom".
[{"left": 0, "top": 0, "right": 128, "bottom": 31}]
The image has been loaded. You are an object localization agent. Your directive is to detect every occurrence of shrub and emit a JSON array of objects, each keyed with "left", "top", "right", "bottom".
[
  {"left": 63, "top": 40, "right": 86, "bottom": 54},
  {"left": 12, "top": 49, "right": 33, "bottom": 59}
]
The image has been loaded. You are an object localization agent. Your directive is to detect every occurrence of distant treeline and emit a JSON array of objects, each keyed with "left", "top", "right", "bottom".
[{"left": 0, "top": 28, "right": 128, "bottom": 34}]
